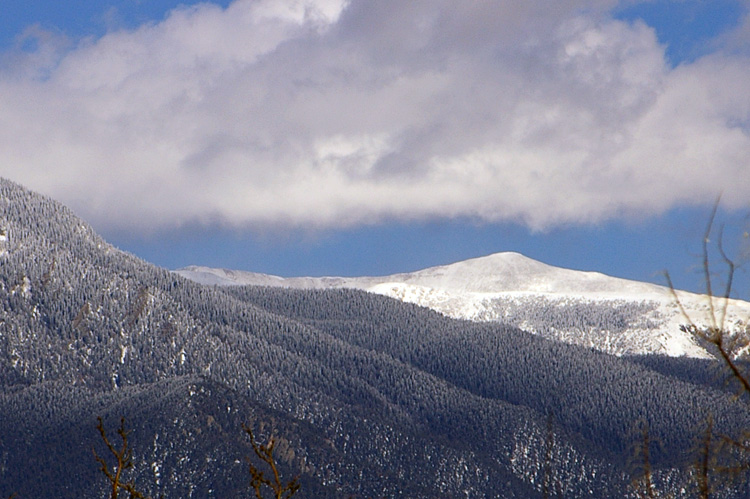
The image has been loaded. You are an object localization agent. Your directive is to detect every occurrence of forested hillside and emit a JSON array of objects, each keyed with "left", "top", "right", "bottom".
[
  {"left": 0, "top": 178, "right": 747, "bottom": 497},
  {"left": 179, "top": 252, "right": 750, "bottom": 359}
]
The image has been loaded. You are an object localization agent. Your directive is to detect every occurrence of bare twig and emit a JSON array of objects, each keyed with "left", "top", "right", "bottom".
[
  {"left": 695, "top": 416, "right": 714, "bottom": 499},
  {"left": 716, "top": 225, "right": 735, "bottom": 330},
  {"left": 93, "top": 417, "right": 149, "bottom": 499},
  {"left": 630, "top": 419, "right": 657, "bottom": 499},
  {"left": 667, "top": 199, "right": 749, "bottom": 387},
  {"left": 242, "top": 423, "right": 300, "bottom": 499},
  {"left": 701, "top": 201, "right": 721, "bottom": 332},
  {"left": 667, "top": 202, "right": 750, "bottom": 496}
]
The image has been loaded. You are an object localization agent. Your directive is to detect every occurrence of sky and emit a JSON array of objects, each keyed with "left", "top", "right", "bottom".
[{"left": 1, "top": 0, "right": 749, "bottom": 296}]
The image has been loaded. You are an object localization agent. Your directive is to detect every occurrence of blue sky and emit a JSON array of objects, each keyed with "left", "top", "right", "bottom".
[{"left": 1, "top": 0, "right": 749, "bottom": 296}]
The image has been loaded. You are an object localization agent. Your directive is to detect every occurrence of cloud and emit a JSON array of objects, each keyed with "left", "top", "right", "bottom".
[{"left": 0, "top": 0, "right": 748, "bottom": 233}]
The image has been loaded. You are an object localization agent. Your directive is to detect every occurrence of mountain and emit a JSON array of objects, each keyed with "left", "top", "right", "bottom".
[
  {"left": 177, "top": 253, "right": 750, "bottom": 359},
  {"left": 2, "top": 177, "right": 749, "bottom": 498}
]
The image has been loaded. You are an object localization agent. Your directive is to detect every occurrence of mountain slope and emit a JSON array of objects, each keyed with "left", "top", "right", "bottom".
[
  {"left": 177, "top": 252, "right": 750, "bottom": 358},
  {"left": 2, "top": 177, "right": 749, "bottom": 497},
  {"left": 0, "top": 178, "right": 535, "bottom": 497}
]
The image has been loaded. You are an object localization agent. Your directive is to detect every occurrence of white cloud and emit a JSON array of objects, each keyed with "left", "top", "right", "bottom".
[{"left": 0, "top": 0, "right": 748, "bottom": 233}]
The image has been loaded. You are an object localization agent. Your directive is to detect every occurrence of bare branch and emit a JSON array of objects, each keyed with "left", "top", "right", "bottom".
[
  {"left": 714, "top": 333, "right": 750, "bottom": 396},
  {"left": 665, "top": 271, "right": 699, "bottom": 333},
  {"left": 630, "top": 419, "right": 657, "bottom": 499},
  {"left": 673, "top": 203, "right": 750, "bottom": 497},
  {"left": 242, "top": 423, "right": 300, "bottom": 499},
  {"left": 93, "top": 417, "right": 149, "bottom": 499},
  {"left": 695, "top": 416, "right": 714, "bottom": 499},
  {"left": 701, "top": 199, "right": 721, "bottom": 332},
  {"left": 716, "top": 225, "right": 735, "bottom": 331}
]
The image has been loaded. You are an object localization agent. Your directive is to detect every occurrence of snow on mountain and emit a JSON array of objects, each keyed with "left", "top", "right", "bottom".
[{"left": 176, "top": 252, "right": 750, "bottom": 358}]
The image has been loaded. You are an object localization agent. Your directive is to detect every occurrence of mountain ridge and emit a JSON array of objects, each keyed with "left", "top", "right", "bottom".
[{"left": 177, "top": 252, "right": 750, "bottom": 359}]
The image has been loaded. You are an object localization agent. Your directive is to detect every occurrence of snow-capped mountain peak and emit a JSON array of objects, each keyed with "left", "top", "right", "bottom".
[
  {"left": 387, "top": 251, "right": 667, "bottom": 297},
  {"left": 175, "top": 252, "right": 750, "bottom": 359}
]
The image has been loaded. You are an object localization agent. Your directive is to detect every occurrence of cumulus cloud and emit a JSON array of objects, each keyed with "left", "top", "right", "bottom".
[{"left": 0, "top": 0, "right": 749, "bottom": 233}]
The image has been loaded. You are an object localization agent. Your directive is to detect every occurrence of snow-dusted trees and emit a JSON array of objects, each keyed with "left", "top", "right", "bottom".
[
  {"left": 3, "top": 177, "right": 750, "bottom": 497},
  {"left": 92, "top": 417, "right": 300, "bottom": 499}
]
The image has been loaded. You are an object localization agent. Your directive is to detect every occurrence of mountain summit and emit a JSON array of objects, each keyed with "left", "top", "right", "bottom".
[
  {"left": 360, "top": 251, "right": 670, "bottom": 295},
  {"left": 178, "top": 251, "right": 669, "bottom": 296},
  {"left": 178, "top": 252, "right": 750, "bottom": 358}
]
